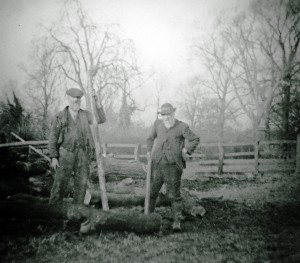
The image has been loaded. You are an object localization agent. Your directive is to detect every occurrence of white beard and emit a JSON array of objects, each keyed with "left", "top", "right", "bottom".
[
  {"left": 163, "top": 119, "right": 175, "bottom": 128},
  {"left": 70, "top": 102, "right": 81, "bottom": 112}
]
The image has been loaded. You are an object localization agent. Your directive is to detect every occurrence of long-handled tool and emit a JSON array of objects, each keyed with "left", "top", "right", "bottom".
[
  {"left": 88, "top": 87, "right": 109, "bottom": 211},
  {"left": 144, "top": 139, "right": 156, "bottom": 214},
  {"left": 144, "top": 157, "right": 152, "bottom": 215}
]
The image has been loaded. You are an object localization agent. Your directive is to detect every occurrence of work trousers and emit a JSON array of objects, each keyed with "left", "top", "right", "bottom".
[
  {"left": 149, "top": 162, "right": 183, "bottom": 220},
  {"left": 49, "top": 147, "right": 89, "bottom": 204}
]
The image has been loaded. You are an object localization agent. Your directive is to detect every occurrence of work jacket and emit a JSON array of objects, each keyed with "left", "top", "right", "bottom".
[
  {"left": 48, "top": 105, "right": 105, "bottom": 159},
  {"left": 146, "top": 119, "right": 200, "bottom": 169}
]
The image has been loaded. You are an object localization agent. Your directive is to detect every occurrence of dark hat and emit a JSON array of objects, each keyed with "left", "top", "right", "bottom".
[
  {"left": 158, "top": 103, "right": 176, "bottom": 115},
  {"left": 66, "top": 88, "right": 84, "bottom": 98}
]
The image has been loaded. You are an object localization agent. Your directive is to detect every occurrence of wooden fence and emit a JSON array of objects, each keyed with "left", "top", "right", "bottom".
[
  {"left": 100, "top": 138, "right": 299, "bottom": 174},
  {"left": 192, "top": 140, "right": 297, "bottom": 174},
  {"left": 1, "top": 134, "right": 300, "bottom": 174}
]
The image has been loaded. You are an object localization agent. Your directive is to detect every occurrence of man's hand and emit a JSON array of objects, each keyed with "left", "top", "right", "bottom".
[
  {"left": 147, "top": 152, "right": 152, "bottom": 162},
  {"left": 51, "top": 158, "right": 60, "bottom": 170},
  {"left": 182, "top": 148, "right": 188, "bottom": 160},
  {"left": 92, "top": 89, "right": 98, "bottom": 101}
]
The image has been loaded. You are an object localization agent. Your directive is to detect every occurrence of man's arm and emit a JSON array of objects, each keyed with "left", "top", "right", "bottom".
[
  {"left": 48, "top": 115, "right": 62, "bottom": 159},
  {"left": 92, "top": 91, "right": 106, "bottom": 124},
  {"left": 182, "top": 124, "right": 200, "bottom": 155},
  {"left": 48, "top": 115, "right": 63, "bottom": 170}
]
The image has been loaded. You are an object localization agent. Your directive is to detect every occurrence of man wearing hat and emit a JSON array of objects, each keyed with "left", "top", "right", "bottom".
[
  {"left": 48, "top": 88, "right": 106, "bottom": 204},
  {"left": 146, "top": 103, "right": 200, "bottom": 231}
]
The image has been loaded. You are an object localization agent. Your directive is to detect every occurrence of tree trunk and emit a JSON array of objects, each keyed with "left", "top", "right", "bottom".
[
  {"left": 281, "top": 77, "right": 292, "bottom": 158},
  {"left": 281, "top": 77, "right": 291, "bottom": 140},
  {"left": 119, "top": 91, "right": 131, "bottom": 128},
  {"left": 42, "top": 105, "right": 49, "bottom": 139},
  {"left": 217, "top": 108, "right": 225, "bottom": 175},
  {"left": 0, "top": 196, "right": 161, "bottom": 234}
]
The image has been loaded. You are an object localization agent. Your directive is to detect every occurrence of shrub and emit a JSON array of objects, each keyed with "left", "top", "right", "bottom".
[{"left": 0, "top": 92, "right": 41, "bottom": 142}]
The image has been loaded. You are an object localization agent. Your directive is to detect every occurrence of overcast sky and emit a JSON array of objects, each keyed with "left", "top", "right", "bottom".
[{"left": 0, "top": 0, "right": 250, "bottom": 123}]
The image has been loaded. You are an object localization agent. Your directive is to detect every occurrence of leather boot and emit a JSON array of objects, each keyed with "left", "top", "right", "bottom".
[
  {"left": 172, "top": 218, "right": 181, "bottom": 231},
  {"left": 149, "top": 198, "right": 157, "bottom": 213},
  {"left": 172, "top": 201, "right": 183, "bottom": 231},
  {"left": 79, "top": 219, "right": 95, "bottom": 235}
]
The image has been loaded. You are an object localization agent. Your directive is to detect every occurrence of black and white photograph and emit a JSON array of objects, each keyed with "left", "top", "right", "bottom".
[{"left": 0, "top": 0, "right": 299, "bottom": 262}]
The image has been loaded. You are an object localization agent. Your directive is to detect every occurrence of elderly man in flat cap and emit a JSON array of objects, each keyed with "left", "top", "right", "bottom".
[
  {"left": 48, "top": 88, "right": 106, "bottom": 204},
  {"left": 146, "top": 103, "right": 200, "bottom": 231}
]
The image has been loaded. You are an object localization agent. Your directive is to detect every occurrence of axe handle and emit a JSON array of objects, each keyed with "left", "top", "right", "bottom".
[{"left": 144, "top": 159, "right": 152, "bottom": 215}]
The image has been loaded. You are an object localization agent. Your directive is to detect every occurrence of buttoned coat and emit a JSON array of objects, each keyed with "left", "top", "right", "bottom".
[
  {"left": 48, "top": 105, "right": 105, "bottom": 159},
  {"left": 146, "top": 119, "right": 200, "bottom": 169}
]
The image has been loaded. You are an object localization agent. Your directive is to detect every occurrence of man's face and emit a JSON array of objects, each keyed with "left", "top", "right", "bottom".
[
  {"left": 67, "top": 95, "right": 81, "bottom": 111},
  {"left": 161, "top": 112, "right": 175, "bottom": 126}
]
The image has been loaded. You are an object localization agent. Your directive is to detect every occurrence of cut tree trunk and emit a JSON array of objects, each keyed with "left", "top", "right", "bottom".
[
  {"left": 87, "top": 189, "right": 206, "bottom": 218},
  {"left": 6, "top": 157, "right": 146, "bottom": 182},
  {"left": 91, "top": 157, "right": 146, "bottom": 182},
  {"left": 0, "top": 195, "right": 161, "bottom": 234}
]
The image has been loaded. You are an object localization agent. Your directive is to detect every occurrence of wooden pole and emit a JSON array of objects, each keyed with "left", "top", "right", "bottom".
[
  {"left": 144, "top": 139, "right": 156, "bottom": 214},
  {"left": 90, "top": 124, "right": 109, "bottom": 211},
  {"left": 10, "top": 132, "right": 51, "bottom": 163},
  {"left": 144, "top": 159, "right": 152, "bottom": 215},
  {"left": 102, "top": 143, "right": 108, "bottom": 157},
  {"left": 134, "top": 144, "right": 141, "bottom": 162},
  {"left": 296, "top": 134, "right": 300, "bottom": 174},
  {"left": 0, "top": 140, "right": 48, "bottom": 148},
  {"left": 87, "top": 74, "right": 109, "bottom": 211}
]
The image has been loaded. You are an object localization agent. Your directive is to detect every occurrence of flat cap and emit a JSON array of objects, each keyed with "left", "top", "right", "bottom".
[
  {"left": 66, "top": 88, "right": 84, "bottom": 98},
  {"left": 158, "top": 103, "right": 176, "bottom": 115}
]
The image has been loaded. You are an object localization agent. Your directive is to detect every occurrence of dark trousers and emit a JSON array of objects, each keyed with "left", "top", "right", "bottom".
[
  {"left": 149, "top": 162, "right": 183, "bottom": 220},
  {"left": 49, "top": 147, "right": 89, "bottom": 204}
]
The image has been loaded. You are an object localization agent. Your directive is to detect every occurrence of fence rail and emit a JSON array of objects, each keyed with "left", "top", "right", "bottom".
[{"left": 1, "top": 134, "right": 300, "bottom": 174}]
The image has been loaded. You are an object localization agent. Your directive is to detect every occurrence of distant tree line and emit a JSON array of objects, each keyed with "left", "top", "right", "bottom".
[
  {"left": 0, "top": 0, "right": 299, "bottom": 143},
  {"left": 179, "top": 0, "right": 300, "bottom": 143}
]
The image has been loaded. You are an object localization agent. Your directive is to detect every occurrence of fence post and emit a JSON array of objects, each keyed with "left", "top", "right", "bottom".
[
  {"left": 102, "top": 143, "right": 108, "bottom": 157},
  {"left": 217, "top": 142, "right": 224, "bottom": 175},
  {"left": 134, "top": 144, "right": 141, "bottom": 162},
  {"left": 254, "top": 139, "right": 260, "bottom": 175},
  {"left": 296, "top": 134, "right": 300, "bottom": 174}
]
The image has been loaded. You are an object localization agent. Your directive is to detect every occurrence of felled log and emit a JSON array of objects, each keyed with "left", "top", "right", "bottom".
[
  {"left": 9, "top": 160, "right": 49, "bottom": 176},
  {"left": 91, "top": 157, "right": 146, "bottom": 182},
  {"left": 87, "top": 189, "right": 206, "bottom": 218},
  {"left": 105, "top": 178, "right": 135, "bottom": 194},
  {"left": 28, "top": 173, "right": 53, "bottom": 196},
  {"left": 3, "top": 155, "right": 145, "bottom": 182},
  {"left": 0, "top": 195, "right": 161, "bottom": 234}
]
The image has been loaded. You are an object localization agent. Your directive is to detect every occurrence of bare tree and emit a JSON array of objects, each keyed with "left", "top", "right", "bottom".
[
  {"left": 192, "top": 31, "right": 240, "bottom": 173},
  {"left": 253, "top": 0, "right": 300, "bottom": 140},
  {"left": 220, "top": 0, "right": 300, "bottom": 143},
  {"left": 47, "top": 0, "right": 139, "bottom": 113},
  {"left": 177, "top": 79, "right": 220, "bottom": 134},
  {"left": 177, "top": 78, "right": 203, "bottom": 130},
  {"left": 220, "top": 12, "right": 281, "bottom": 142},
  {"left": 21, "top": 38, "right": 62, "bottom": 138}
]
